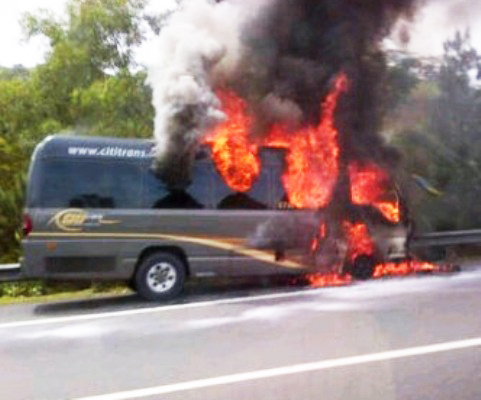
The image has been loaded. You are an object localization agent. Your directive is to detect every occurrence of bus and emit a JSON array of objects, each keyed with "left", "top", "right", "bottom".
[{"left": 21, "top": 135, "right": 408, "bottom": 300}]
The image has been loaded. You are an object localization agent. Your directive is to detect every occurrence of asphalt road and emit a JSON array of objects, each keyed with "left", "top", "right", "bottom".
[{"left": 1, "top": 267, "right": 481, "bottom": 400}]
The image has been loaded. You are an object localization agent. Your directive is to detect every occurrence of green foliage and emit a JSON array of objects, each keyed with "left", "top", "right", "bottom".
[
  {"left": 0, "top": 65, "right": 30, "bottom": 81},
  {"left": 20, "top": 0, "right": 156, "bottom": 130},
  {"left": 23, "top": 0, "right": 150, "bottom": 72},
  {"left": 385, "top": 58, "right": 420, "bottom": 111},
  {"left": 71, "top": 70, "right": 154, "bottom": 138},
  {"left": 0, "top": 178, "right": 24, "bottom": 263},
  {"left": 0, "top": 0, "right": 160, "bottom": 264},
  {"left": 0, "top": 280, "right": 130, "bottom": 300},
  {"left": 0, "top": 138, "right": 27, "bottom": 262},
  {"left": 0, "top": 281, "right": 46, "bottom": 298},
  {"left": 392, "top": 31, "right": 481, "bottom": 232}
]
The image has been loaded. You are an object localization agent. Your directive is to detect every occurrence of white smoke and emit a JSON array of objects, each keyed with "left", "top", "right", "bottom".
[
  {"left": 147, "top": 0, "right": 270, "bottom": 159},
  {"left": 389, "top": 0, "right": 481, "bottom": 55}
]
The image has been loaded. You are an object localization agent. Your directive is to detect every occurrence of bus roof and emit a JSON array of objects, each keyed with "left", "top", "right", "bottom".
[
  {"left": 34, "top": 134, "right": 155, "bottom": 160},
  {"left": 33, "top": 134, "right": 286, "bottom": 166}
]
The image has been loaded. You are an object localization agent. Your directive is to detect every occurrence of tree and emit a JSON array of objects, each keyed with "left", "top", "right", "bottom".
[
  {"left": 393, "top": 31, "right": 481, "bottom": 232},
  {"left": 384, "top": 57, "right": 420, "bottom": 113},
  {"left": 0, "top": 0, "right": 160, "bottom": 261},
  {"left": 23, "top": 0, "right": 151, "bottom": 73},
  {"left": 22, "top": 0, "right": 156, "bottom": 134},
  {"left": 422, "top": 31, "right": 481, "bottom": 230},
  {"left": 71, "top": 70, "right": 154, "bottom": 137}
]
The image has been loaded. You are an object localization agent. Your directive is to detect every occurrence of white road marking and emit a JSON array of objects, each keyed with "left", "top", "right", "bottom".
[
  {"left": 0, "top": 289, "right": 324, "bottom": 330},
  {"left": 74, "top": 337, "right": 481, "bottom": 400},
  {"left": 1, "top": 269, "right": 478, "bottom": 330}
]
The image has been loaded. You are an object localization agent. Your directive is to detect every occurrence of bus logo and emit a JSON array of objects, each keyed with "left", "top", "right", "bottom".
[{"left": 49, "top": 209, "right": 119, "bottom": 232}]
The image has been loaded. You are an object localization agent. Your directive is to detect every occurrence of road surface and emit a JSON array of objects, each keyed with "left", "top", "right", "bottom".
[{"left": 1, "top": 267, "right": 481, "bottom": 400}]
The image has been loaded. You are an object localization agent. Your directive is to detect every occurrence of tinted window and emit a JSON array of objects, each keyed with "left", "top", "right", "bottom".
[
  {"left": 145, "top": 161, "right": 212, "bottom": 209},
  {"left": 213, "top": 168, "right": 270, "bottom": 209},
  {"left": 38, "top": 159, "right": 142, "bottom": 208}
]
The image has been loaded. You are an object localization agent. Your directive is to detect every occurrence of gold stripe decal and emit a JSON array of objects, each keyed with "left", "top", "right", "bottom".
[{"left": 30, "top": 232, "right": 304, "bottom": 270}]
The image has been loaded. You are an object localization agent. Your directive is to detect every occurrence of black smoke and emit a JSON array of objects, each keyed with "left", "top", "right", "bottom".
[
  {"left": 150, "top": 0, "right": 419, "bottom": 188},
  {"left": 229, "top": 0, "right": 419, "bottom": 268},
  {"left": 234, "top": 0, "right": 417, "bottom": 167}
]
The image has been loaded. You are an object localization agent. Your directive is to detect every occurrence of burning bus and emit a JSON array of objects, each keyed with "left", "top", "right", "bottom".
[
  {"left": 20, "top": 77, "right": 428, "bottom": 301},
  {"left": 20, "top": 0, "right": 449, "bottom": 300}
]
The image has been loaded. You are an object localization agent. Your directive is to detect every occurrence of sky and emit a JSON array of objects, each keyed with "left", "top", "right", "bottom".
[
  {"left": 0, "top": 0, "right": 66, "bottom": 68},
  {"left": 0, "top": 0, "right": 480, "bottom": 68},
  {"left": 0, "top": 0, "right": 177, "bottom": 68}
]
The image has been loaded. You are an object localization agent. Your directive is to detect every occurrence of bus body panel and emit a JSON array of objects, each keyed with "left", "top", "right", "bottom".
[
  {"left": 22, "top": 136, "right": 307, "bottom": 282},
  {"left": 21, "top": 134, "right": 408, "bottom": 284},
  {"left": 22, "top": 207, "right": 307, "bottom": 280}
]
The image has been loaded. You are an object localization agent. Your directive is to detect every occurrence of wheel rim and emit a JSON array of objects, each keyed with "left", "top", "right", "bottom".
[{"left": 146, "top": 262, "right": 177, "bottom": 293}]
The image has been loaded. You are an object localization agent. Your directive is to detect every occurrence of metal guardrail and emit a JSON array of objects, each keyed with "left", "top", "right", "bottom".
[
  {"left": 0, "top": 263, "right": 20, "bottom": 271},
  {"left": 412, "top": 229, "right": 481, "bottom": 247},
  {"left": 0, "top": 263, "right": 23, "bottom": 282}
]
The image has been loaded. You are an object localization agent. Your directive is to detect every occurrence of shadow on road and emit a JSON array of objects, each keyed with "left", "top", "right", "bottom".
[
  {"left": 33, "top": 276, "right": 307, "bottom": 316},
  {"left": 33, "top": 293, "right": 144, "bottom": 316},
  {"left": 30, "top": 266, "right": 471, "bottom": 317},
  {"left": 28, "top": 260, "right": 479, "bottom": 318}
]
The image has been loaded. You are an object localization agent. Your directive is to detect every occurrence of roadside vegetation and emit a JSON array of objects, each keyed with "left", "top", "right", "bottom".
[
  {"left": 0, "top": 280, "right": 131, "bottom": 305},
  {"left": 388, "top": 32, "right": 481, "bottom": 233},
  {"left": 0, "top": 0, "right": 480, "bottom": 299},
  {"left": 0, "top": 0, "right": 157, "bottom": 266}
]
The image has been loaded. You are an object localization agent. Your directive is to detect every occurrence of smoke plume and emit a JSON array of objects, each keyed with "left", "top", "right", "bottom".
[
  {"left": 391, "top": 0, "right": 481, "bottom": 55},
  {"left": 148, "top": 0, "right": 419, "bottom": 183},
  {"left": 147, "top": 0, "right": 267, "bottom": 186}
]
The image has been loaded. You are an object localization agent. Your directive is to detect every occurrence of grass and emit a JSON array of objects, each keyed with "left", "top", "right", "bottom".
[{"left": 0, "top": 281, "right": 132, "bottom": 305}]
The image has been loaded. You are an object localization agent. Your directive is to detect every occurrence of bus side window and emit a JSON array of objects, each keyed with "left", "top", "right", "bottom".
[
  {"left": 213, "top": 168, "right": 270, "bottom": 210},
  {"left": 145, "top": 161, "right": 212, "bottom": 209},
  {"left": 39, "top": 159, "right": 142, "bottom": 209}
]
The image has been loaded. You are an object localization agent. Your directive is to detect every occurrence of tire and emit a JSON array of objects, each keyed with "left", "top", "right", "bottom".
[
  {"left": 134, "top": 252, "right": 186, "bottom": 301},
  {"left": 350, "top": 254, "right": 376, "bottom": 280},
  {"left": 126, "top": 278, "right": 137, "bottom": 292}
]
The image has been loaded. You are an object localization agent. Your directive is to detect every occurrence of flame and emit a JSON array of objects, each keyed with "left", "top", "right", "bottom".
[
  {"left": 203, "top": 74, "right": 446, "bottom": 285},
  {"left": 349, "top": 162, "right": 400, "bottom": 223},
  {"left": 343, "top": 222, "right": 375, "bottom": 261},
  {"left": 204, "top": 90, "right": 259, "bottom": 192},
  {"left": 373, "top": 261, "right": 436, "bottom": 278},
  {"left": 205, "top": 74, "right": 348, "bottom": 205},
  {"left": 311, "top": 223, "right": 327, "bottom": 252},
  {"left": 306, "top": 260, "right": 438, "bottom": 288},
  {"left": 266, "top": 74, "right": 348, "bottom": 208},
  {"left": 307, "top": 273, "right": 352, "bottom": 287}
]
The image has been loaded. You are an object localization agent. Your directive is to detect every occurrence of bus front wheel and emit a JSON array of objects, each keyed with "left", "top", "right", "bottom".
[
  {"left": 350, "top": 254, "right": 376, "bottom": 280},
  {"left": 134, "top": 252, "right": 186, "bottom": 301}
]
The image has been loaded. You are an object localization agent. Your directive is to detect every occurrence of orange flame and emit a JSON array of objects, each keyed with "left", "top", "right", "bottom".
[
  {"left": 202, "top": 74, "right": 443, "bottom": 285},
  {"left": 349, "top": 162, "right": 401, "bottom": 223},
  {"left": 307, "top": 260, "right": 438, "bottom": 288},
  {"left": 205, "top": 74, "right": 348, "bottom": 206},
  {"left": 266, "top": 74, "right": 348, "bottom": 208},
  {"left": 343, "top": 222, "right": 375, "bottom": 261},
  {"left": 307, "top": 273, "right": 352, "bottom": 287},
  {"left": 373, "top": 261, "right": 436, "bottom": 278},
  {"left": 310, "top": 223, "right": 327, "bottom": 252},
  {"left": 204, "top": 90, "right": 259, "bottom": 192}
]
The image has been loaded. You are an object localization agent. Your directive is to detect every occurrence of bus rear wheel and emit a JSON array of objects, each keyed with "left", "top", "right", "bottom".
[{"left": 134, "top": 252, "right": 186, "bottom": 301}]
